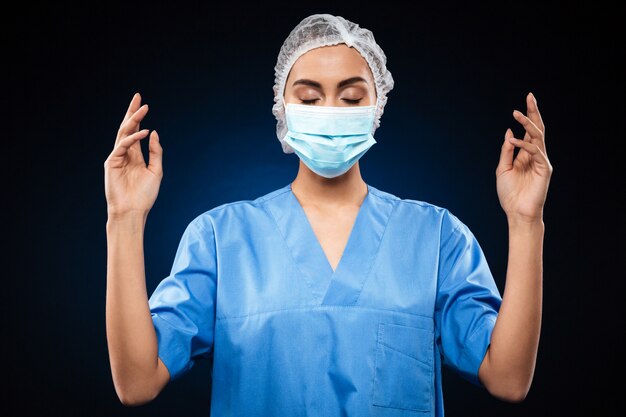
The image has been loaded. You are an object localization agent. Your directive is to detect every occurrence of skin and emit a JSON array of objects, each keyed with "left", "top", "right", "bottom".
[
  {"left": 104, "top": 97, "right": 169, "bottom": 406},
  {"left": 104, "top": 43, "right": 552, "bottom": 405},
  {"left": 282, "top": 44, "right": 377, "bottom": 271},
  {"left": 481, "top": 92, "right": 552, "bottom": 402}
]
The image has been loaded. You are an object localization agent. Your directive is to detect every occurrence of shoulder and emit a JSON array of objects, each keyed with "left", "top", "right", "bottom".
[
  {"left": 186, "top": 183, "right": 292, "bottom": 233},
  {"left": 368, "top": 184, "right": 466, "bottom": 232},
  {"left": 368, "top": 185, "right": 477, "bottom": 252}
]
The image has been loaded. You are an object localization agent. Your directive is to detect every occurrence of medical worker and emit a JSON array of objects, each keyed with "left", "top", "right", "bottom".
[{"left": 104, "top": 14, "right": 552, "bottom": 416}]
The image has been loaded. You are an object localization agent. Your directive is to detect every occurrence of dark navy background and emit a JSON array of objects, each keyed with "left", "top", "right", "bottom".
[{"left": 7, "top": 1, "right": 623, "bottom": 416}]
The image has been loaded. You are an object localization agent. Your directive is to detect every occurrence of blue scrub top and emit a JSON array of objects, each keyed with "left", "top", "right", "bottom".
[{"left": 148, "top": 182, "right": 502, "bottom": 416}]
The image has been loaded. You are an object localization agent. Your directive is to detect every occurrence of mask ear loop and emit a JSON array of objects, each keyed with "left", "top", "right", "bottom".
[
  {"left": 280, "top": 92, "right": 292, "bottom": 147},
  {"left": 281, "top": 94, "right": 288, "bottom": 112}
]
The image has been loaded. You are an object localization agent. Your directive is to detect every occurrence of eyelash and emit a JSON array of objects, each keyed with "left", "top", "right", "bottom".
[{"left": 300, "top": 98, "right": 362, "bottom": 105}]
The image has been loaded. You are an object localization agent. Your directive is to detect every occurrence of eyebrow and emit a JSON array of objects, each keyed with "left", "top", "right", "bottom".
[{"left": 292, "top": 76, "right": 368, "bottom": 89}]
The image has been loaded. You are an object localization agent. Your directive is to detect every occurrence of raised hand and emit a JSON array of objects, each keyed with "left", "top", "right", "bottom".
[
  {"left": 496, "top": 93, "right": 553, "bottom": 224},
  {"left": 104, "top": 93, "right": 163, "bottom": 217}
]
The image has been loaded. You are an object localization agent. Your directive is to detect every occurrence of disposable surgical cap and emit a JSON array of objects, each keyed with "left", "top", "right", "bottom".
[{"left": 272, "top": 14, "right": 395, "bottom": 154}]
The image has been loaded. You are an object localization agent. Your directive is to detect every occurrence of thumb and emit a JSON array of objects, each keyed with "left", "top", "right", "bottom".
[
  {"left": 148, "top": 130, "right": 163, "bottom": 176},
  {"left": 496, "top": 128, "right": 515, "bottom": 176}
]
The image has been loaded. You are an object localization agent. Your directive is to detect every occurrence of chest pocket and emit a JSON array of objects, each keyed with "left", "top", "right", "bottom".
[{"left": 371, "top": 322, "right": 434, "bottom": 413}]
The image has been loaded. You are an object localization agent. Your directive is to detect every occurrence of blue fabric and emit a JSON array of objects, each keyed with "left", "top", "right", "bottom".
[{"left": 148, "top": 183, "right": 502, "bottom": 416}]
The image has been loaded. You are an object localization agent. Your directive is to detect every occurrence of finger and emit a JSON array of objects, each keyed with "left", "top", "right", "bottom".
[
  {"left": 109, "top": 129, "right": 150, "bottom": 159},
  {"left": 526, "top": 92, "right": 545, "bottom": 135},
  {"left": 513, "top": 110, "right": 543, "bottom": 140},
  {"left": 513, "top": 110, "right": 546, "bottom": 153},
  {"left": 147, "top": 130, "right": 163, "bottom": 176},
  {"left": 507, "top": 136, "right": 551, "bottom": 169},
  {"left": 114, "top": 94, "right": 141, "bottom": 147},
  {"left": 118, "top": 104, "right": 149, "bottom": 139},
  {"left": 496, "top": 128, "right": 515, "bottom": 176},
  {"left": 123, "top": 102, "right": 149, "bottom": 153},
  {"left": 120, "top": 92, "right": 142, "bottom": 126}
]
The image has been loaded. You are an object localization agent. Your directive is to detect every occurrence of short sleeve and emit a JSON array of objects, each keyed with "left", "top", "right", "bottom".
[
  {"left": 148, "top": 216, "right": 217, "bottom": 381},
  {"left": 435, "top": 210, "right": 502, "bottom": 388}
]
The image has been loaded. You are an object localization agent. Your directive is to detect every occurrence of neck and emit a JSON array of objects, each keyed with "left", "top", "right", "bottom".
[{"left": 290, "top": 161, "right": 368, "bottom": 208}]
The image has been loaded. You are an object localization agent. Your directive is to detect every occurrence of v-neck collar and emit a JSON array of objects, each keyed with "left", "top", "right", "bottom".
[{"left": 264, "top": 182, "right": 396, "bottom": 306}]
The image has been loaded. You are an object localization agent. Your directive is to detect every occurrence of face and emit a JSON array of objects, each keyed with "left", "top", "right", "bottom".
[{"left": 282, "top": 43, "right": 377, "bottom": 107}]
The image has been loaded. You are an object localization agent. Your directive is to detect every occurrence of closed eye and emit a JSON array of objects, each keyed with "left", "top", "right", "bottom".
[{"left": 299, "top": 98, "right": 362, "bottom": 105}]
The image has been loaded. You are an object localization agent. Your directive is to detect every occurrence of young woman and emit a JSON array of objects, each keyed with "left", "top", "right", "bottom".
[{"left": 105, "top": 14, "right": 552, "bottom": 416}]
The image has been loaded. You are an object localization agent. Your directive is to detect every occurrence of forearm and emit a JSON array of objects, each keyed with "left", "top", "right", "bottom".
[
  {"left": 481, "top": 218, "right": 544, "bottom": 401},
  {"left": 106, "top": 212, "right": 161, "bottom": 403}
]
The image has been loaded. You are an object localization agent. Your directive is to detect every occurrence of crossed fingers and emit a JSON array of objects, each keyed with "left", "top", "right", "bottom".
[
  {"left": 512, "top": 93, "right": 547, "bottom": 154},
  {"left": 115, "top": 93, "right": 150, "bottom": 147}
]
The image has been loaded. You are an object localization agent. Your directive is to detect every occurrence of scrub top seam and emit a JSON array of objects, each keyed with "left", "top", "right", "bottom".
[
  {"left": 215, "top": 304, "right": 433, "bottom": 322},
  {"left": 368, "top": 185, "right": 447, "bottom": 212},
  {"left": 399, "top": 198, "right": 446, "bottom": 210},
  {"left": 369, "top": 189, "right": 455, "bottom": 236},
  {"left": 259, "top": 189, "right": 321, "bottom": 303},
  {"left": 378, "top": 340, "right": 432, "bottom": 365},
  {"left": 366, "top": 186, "right": 399, "bottom": 202},
  {"left": 352, "top": 194, "right": 398, "bottom": 305},
  {"left": 189, "top": 215, "right": 219, "bottom": 283},
  {"left": 192, "top": 214, "right": 215, "bottom": 238},
  {"left": 436, "top": 221, "right": 466, "bottom": 288},
  {"left": 199, "top": 185, "right": 445, "bottom": 222},
  {"left": 151, "top": 312, "right": 188, "bottom": 334},
  {"left": 256, "top": 184, "right": 292, "bottom": 204},
  {"left": 462, "top": 316, "right": 495, "bottom": 355},
  {"left": 458, "top": 315, "right": 497, "bottom": 386},
  {"left": 197, "top": 184, "right": 292, "bottom": 218}
]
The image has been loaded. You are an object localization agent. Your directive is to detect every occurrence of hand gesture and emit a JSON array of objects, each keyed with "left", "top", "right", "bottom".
[
  {"left": 104, "top": 93, "right": 163, "bottom": 217},
  {"left": 496, "top": 93, "right": 553, "bottom": 223}
]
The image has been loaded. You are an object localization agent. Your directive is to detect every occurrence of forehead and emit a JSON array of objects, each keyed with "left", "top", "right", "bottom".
[{"left": 287, "top": 44, "right": 373, "bottom": 84}]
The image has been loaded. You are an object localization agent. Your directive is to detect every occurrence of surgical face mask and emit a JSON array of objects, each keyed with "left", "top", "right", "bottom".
[{"left": 282, "top": 101, "right": 377, "bottom": 178}]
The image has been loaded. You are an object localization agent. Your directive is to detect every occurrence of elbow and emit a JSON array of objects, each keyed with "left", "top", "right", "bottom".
[
  {"left": 110, "top": 360, "right": 169, "bottom": 406},
  {"left": 117, "top": 391, "right": 140, "bottom": 407},
  {"left": 497, "top": 387, "right": 529, "bottom": 403},
  {"left": 487, "top": 382, "right": 530, "bottom": 403},
  {"left": 480, "top": 361, "right": 533, "bottom": 403},
  {"left": 113, "top": 378, "right": 160, "bottom": 407},
  {"left": 116, "top": 388, "right": 158, "bottom": 407}
]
